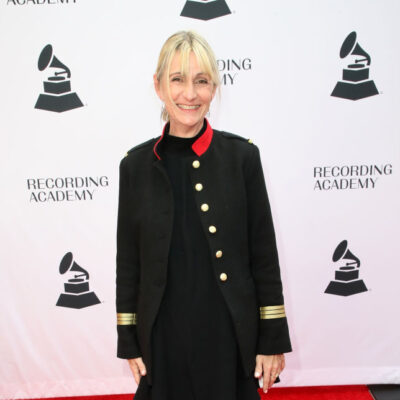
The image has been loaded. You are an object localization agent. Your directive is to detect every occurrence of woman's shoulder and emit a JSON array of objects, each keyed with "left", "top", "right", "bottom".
[
  {"left": 119, "top": 136, "right": 159, "bottom": 171},
  {"left": 213, "top": 129, "right": 257, "bottom": 155},
  {"left": 125, "top": 137, "right": 158, "bottom": 157},
  {"left": 215, "top": 129, "right": 253, "bottom": 144}
]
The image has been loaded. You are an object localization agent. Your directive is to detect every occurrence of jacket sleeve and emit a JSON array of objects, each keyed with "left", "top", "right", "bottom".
[
  {"left": 116, "top": 156, "right": 141, "bottom": 359},
  {"left": 245, "top": 144, "right": 292, "bottom": 355}
]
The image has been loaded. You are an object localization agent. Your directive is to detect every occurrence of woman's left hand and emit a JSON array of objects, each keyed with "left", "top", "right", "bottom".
[{"left": 254, "top": 353, "right": 285, "bottom": 393}]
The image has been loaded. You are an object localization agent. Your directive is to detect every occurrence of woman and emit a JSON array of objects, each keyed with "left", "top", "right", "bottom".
[{"left": 116, "top": 31, "right": 292, "bottom": 400}]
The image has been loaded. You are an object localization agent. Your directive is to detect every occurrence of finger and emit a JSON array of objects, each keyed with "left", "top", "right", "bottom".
[
  {"left": 262, "top": 360, "right": 271, "bottom": 392},
  {"left": 268, "top": 355, "right": 285, "bottom": 388},
  {"left": 270, "top": 357, "right": 282, "bottom": 388},
  {"left": 281, "top": 354, "right": 286, "bottom": 371},
  {"left": 269, "top": 368, "right": 279, "bottom": 389},
  {"left": 135, "top": 357, "right": 147, "bottom": 376},
  {"left": 254, "top": 355, "right": 263, "bottom": 378},
  {"left": 263, "top": 374, "right": 271, "bottom": 392},
  {"left": 133, "top": 365, "right": 140, "bottom": 385},
  {"left": 128, "top": 359, "right": 140, "bottom": 385}
]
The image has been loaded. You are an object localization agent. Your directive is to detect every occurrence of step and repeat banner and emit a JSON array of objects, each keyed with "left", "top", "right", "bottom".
[{"left": 0, "top": 0, "right": 399, "bottom": 398}]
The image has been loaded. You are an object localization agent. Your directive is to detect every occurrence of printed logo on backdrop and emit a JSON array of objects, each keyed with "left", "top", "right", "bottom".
[
  {"left": 217, "top": 58, "right": 252, "bottom": 85},
  {"left": 26, "top": 176, "right": 109, "bottom": 203},
  {"left": 35, "top": 44, "right": 83, "bottom": 113},
  {"left": 56, "top": 252, "right": 101, "bottom": 309},
  {"left": 180, "top": 0, "right": 231, "bottom": 20},
  {"left": 331, "top": 31, "right": 379, "bottom": 101},
  {"left": 313, "top": 164, "right": 392, "bottom": 191},
  {"left": 325, "top": 240, "right": 368, "bottom": 296},
  {"left": 7, "top": 0, "right": 76, "bottom": 5}
]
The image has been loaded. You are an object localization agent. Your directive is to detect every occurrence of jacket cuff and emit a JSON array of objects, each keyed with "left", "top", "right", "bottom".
[
  {"left": 257, "top": 317, "right": 292, "bottom": 355},
  {"left": 117, "top": 325, "right": 142, "bottom": 359}
]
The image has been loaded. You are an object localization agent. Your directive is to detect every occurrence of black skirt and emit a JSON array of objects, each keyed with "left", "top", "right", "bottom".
[{"left": 134, "top": 129, "right": 260, "bottom": 400}]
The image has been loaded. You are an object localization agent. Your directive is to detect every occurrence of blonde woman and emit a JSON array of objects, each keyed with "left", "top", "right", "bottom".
[{"left": 116, "top": 30, "right": 291, "bottom": 400}]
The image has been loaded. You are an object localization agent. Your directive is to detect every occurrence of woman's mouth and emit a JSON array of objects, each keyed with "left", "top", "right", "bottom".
[{"left": 177, "top": 104, "right": 200, "bottom": 110}]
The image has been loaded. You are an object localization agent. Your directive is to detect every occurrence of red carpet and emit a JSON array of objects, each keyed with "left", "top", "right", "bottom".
[
  {"left": 261, "top": 385, "right": 373, "bottom": 399},
  {"left": 22, "top": 385, "right": 374, "bottom": 400}
]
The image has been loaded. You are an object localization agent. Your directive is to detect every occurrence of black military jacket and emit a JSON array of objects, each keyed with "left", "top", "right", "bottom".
[{"left": 116, "top": 119, "right": 291, "bottom": 385}]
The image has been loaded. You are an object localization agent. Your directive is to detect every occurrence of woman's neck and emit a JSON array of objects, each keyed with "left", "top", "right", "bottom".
[{"left": 168, "top": 120, "right": 204, "bottom": 138}]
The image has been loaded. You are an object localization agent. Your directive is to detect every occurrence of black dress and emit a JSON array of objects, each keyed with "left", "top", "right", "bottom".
[{"left": 135, "top": 124, "right": 260, "bottom": 400}]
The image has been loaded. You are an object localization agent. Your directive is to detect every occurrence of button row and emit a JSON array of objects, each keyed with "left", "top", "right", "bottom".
[{"left": 192, "top": 160, "right": 225, "bottom": 278}]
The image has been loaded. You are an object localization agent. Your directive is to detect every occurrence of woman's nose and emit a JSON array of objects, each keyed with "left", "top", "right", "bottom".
[{"left": 183, "top": 81, "right": 196, "bottom": 100}]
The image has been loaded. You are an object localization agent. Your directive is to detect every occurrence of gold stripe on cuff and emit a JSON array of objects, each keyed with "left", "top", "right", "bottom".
[
  {"left": 260, "top": 313, "right": 286, "bottom": 319},
  {"left": 260, "top": 305, "right": 285, "bottom": 312},
  {"left": 260, "top": 312, "right": 286, "bottom": 317},
  {"left": 259, "top": 305, "right": 286, "bottom": 319},
  {"left": 117, "top": 313, "right": 137, "bottom": 325}
]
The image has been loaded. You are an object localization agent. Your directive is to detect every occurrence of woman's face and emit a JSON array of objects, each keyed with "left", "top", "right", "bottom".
[{"left": 154, "top": 51, "right": 216, "bottom": 135}]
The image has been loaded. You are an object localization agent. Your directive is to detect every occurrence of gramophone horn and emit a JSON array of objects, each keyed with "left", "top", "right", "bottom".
[
  {"left": 332, "top": 240, "right": 361, "bottom": 268},
  {"left": 340, "top": 32, "right": 357, "bottom": 58},
  {"left": 339, "top": 31, "right": 371, "bottom": 65},
  {"left": 59, "top": 252, "right": 89, "bottom": 278},
  {"left": 37, "top": 44, "right": 71, "bottom": 78},
  {"left": 38, "top": 44, "right": 53, "bottom": 71},
  {"left": 59, "top": 252, "right": 74, "bottom": 274}
]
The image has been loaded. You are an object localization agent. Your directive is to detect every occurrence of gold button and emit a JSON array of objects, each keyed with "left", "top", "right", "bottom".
[
  {"left": 201, "top": 203, "right": 209, "bottom": 212},
  {"left": 220, "top": 273, "right": 227, "bottom": 281},
  {"left": 192, "top": 160, "right": 200, "bottom": 168},
  {"left": 216, "top": 250, "right": 223, "bottom": 258},
  {"left": 195, "top": 183, "right": 203, "bottom": 191},
  {"left": 248, "top": 139, "right": 253, "bottom": 144},
  {"left": 209, "top": 225, "right": 217, "bottom": 234}
]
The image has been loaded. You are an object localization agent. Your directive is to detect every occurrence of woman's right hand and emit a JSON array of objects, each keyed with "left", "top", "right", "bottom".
[{"left": 128, "top": 357, "right": 147, "bottom": 385}]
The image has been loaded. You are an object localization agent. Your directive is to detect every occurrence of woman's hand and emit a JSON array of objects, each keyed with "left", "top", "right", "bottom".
[
  {"left": 254, "top": 354, "right": 285, "bottom": 393},
  {"left": 128, "top": 357, "right": 147, "bottom": 385}
]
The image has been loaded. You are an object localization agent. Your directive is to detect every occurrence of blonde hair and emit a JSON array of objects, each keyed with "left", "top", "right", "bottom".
[{"left": 155, "top": 30, "right": 220, "bottom": 121}]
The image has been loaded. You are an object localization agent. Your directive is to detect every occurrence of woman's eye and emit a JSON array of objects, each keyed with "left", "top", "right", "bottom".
[
  {"left": 196, "top": 79, "right": 209, "bottom": 85},
  {"left": 171, "top": 76, "right": 183, "bottom": 83}
]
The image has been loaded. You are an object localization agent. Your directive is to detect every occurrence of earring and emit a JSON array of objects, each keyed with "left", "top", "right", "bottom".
[{"left": 161, "top": 104, "right": 168, "bottom": 121}]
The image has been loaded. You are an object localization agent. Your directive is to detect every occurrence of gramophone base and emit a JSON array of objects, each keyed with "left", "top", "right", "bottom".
[
  {"left": 56, "top": 292, "right": 101, "bottom": 309},
  {"left": 35, "top": 92, "right": 83, "bottom": 113},
  {"left": 64, "top": 281, "right": 90, "bottom": 294},
  {"left": 180, "top": 0, "right": 231, "bottom": 20},
  {"left": 325, "top": 279, "right": 368, "bottom": 296},
  {"left": 331, "top": 80, "right": 378, "bottom": 100}
]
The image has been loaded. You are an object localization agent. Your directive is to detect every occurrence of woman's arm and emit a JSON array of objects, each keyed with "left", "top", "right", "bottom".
[
  {"left": 244, "top": 143, "right": 292, "bottom": 391},
  {"left": 245, "top": 143, "right": 291, "bottom": 355},
  {"left": 116, "top": 156, "right": 141, "bottom": 359}
]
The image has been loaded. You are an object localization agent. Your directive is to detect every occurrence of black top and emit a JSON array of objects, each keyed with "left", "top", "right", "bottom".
[{"left": 134, "top": 121, "right": 260, "bottom": 400}]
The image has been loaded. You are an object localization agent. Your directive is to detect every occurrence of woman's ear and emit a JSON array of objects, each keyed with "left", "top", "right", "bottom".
[{"left": 153, "top": 74, "right": 164, "bottom": 101}]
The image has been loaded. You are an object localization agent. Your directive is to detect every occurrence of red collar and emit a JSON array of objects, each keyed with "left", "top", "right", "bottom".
[{"left": 153, "top": 119, "right": 213, "bottom": 160}]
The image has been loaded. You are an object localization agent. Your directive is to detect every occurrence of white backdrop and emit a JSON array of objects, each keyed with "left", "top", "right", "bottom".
[{"left": 0, "top": 0, "right": 399, "bottom": 398}]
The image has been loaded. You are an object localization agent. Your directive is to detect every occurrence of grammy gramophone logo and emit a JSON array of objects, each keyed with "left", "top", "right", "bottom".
[
  {"left": 56, "top": 252, "right": 101, "bottom": 309},
  {"left": 325, "top": 240, "right": 368, "bottom": 296},
  {"left": 331, "top": 31, "right": 379, "bottom": 101},
  {"left": 35, "top": 44, "right": 83, "bottom": 113},
  {"left": 180, "top": 0, "right": 231, "bottom": 20}
]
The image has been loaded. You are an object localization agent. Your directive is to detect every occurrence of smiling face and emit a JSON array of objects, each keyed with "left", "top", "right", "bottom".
[{"left": 154, "top": 51, "right": 216, "bottom": 137}]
